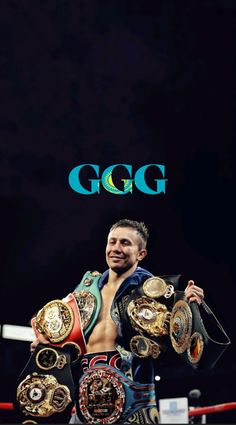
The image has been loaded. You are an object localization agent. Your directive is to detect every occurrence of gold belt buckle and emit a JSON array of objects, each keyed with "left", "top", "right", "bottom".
[
  {"left": 35, "top": 299, "right": 74, "bottom": 343},
  {"left": 17, "top": 372, "right": 72, "bottom": 417},
  {"left": 143, "top": 276, "right": 174, "bottom": 299},
  {"left": 130, "top": 335, "right": 161, "bottom": 359},
  {"left": 73, "top": 291, "right": 97, "bottom": 330},
  {"left": 35, "top": 347, "right": 67, "bottom": 371},
  {"left": 169, "top": 300, "right": 192, "bottom": 353},
  {"left": 79, "top": 368, "right": 125, "bottom": 424},
  {"left": 127, "top": 296, "right": 171, "bottom": 337}
]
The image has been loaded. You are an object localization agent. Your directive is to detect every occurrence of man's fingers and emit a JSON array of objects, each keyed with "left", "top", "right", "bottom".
[
  {"left": 30, "top": 335, "right": 49, "bottom": 353},
  {"left": 30, "top": 340, "right": 38, "bottom": 353},
  {"left": 186, "top": 287, "right": 204, "bottom": 296},
  {"left": 188, "top": 295, "right": 202, "bottom": 305},
  {"left": 185, "top": 280, "right": 204, "bottom": 305},
  {"left": 186, "top": 280, "right": 195, "bottom": 288}
]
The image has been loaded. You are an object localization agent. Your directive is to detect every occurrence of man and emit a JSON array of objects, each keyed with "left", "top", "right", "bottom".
[{"left": 30, "top": 219, "right": 206, "bottom": 424}]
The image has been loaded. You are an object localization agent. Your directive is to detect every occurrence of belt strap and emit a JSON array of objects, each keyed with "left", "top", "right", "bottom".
[
  {"left": 15, "top": 344, "right": 75, "bottom": 424},
  {"left": 170, "top": 291, "right": 231, "bottom": 368},
  {"left": 73, "top": 271, "right": 102, "bottom": 336}
]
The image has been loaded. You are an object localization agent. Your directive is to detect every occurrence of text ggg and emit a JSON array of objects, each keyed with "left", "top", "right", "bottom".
[{"left": 68, "top": 164, "right": 167, "bottom": 195}]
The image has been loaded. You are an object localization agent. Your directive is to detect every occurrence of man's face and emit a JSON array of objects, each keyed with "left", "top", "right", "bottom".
[{"left": 106, "top": 227, "right": 147, "bottom": 274}]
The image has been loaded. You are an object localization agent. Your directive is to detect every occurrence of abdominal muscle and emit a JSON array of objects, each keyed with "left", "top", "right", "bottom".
[{"left": 86, "top": 320, "right": 117, "bottom": 353}]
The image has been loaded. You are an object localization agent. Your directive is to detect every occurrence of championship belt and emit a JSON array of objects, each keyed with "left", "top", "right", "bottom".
[
  {"left": 169, "top": 292, "right": 231, "bottom": 368},
  {"left": 77, "top": 365, "right": 156, "bottom": 424},
  {"left": 127, "top": 296, "right": 171, "bottom": 337},
  {"left": 169, "top": 299, "right": 193, "bottom": 354},
  {"left": 113, "top": 275, "right": 180, "bottom": 357},
  {"left": 73, "top": 270, "right": 102, "bottom": 336},
  {"left": 15, "top": 344, "right": 75, "bottom": 423},
  {"left": 32, "top": 293, "right": 86, "bottom": 359},
  {"left": 143, "top": 276, "right": 175, "bottom": 299},
  {"left": 73, "top": 291, "right": 97, "bottom": 332},
  {"left": 130, "top": 335, "right": 161, "bottom": 359}
]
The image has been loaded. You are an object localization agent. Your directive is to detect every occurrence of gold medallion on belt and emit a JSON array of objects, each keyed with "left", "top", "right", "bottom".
[
  {"left": 17, "top": 372, "right": 72, "bottom": 417},
  {"left": 127, "top": 296, "right": 171, "bottom": 337},
  {"left": 35, "top": 347, "right": 67, "bottom": 371},
  {"left": 130, "top": 335, "right": 161, "bottom": 359},
  {"left": 35, "top": 299, "right": 74, "bottom": 343},
  {"left": 143, "top": 277, "right": 174, "bottom": 299},
  {"left": 169, "top": 300, "right": 192, "bottom": 353},
  {"left": 73, "top": 290, "right": 97, "bottom": 330},
  {"left": 79, "top": 368, "right": 125, "bottom": 424}
]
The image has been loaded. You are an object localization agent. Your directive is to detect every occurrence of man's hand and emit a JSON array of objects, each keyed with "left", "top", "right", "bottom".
[
  {"left": 184, "top": 280, "right": 204, "bottom": 305},
  {"left": 30, "top": 333, "right": 49, "bottom": 353}
]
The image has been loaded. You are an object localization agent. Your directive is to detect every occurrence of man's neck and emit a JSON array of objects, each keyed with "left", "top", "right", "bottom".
[{"left": 107, "top": 263, "right": 138, "bottom": 287}]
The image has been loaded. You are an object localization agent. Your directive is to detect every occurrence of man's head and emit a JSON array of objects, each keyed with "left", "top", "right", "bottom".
[{"left": 106, "top": 219, "right": 149, "bottom": 274}]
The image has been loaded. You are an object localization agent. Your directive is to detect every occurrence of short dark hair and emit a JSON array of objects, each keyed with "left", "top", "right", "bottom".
[{"left": 109, "top": 219, "right": 149, "bottom": 249}]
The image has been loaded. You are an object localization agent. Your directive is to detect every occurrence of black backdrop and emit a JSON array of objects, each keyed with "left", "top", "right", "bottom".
[{"left": 0, "top": 1, "right": 236, "bottom": 423}]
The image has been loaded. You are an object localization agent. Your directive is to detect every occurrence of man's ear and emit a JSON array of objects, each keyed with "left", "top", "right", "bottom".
[{"left": 137, "top": 249, "right": 147, "bottom": 261}]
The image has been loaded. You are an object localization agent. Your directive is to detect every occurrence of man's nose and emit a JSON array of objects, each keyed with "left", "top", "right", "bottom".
[{"left": 111, "top": 241, "right": 122, "bottom": 251}]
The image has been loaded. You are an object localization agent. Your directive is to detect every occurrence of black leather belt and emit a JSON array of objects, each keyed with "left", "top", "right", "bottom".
[
  {"left": 170, "top": 291, "right": 231, "bottom": 368},
  {"left": 115, "top": 274, "right": 180, "bottom": 356},
  {"left": 15, "top": 344, "right": 75, "bottom": 423}
]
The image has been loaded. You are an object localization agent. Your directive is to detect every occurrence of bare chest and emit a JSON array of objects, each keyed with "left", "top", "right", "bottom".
[
  {"left": 98, "top": 284, "right": 117, "bottom": 321},
  {"left": 86, "top": 283, "right": 120, "bottom": 352}
]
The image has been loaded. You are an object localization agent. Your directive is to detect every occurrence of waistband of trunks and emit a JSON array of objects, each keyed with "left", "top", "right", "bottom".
[{"left": 80, "top": 350, "right": 121, "bottom": 373}]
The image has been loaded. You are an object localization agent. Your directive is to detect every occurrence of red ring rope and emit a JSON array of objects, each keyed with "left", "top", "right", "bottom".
[
  {"left": 189, "top": 402, "right": 236, "bottom": 417},
  {"left": 0, "top": 403, "right": 13, "bottom": 410},
  {"left": 1, "top": 401, "right": 236, "bottom": 416}
]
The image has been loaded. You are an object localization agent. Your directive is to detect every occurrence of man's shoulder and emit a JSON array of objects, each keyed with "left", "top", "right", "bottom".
[
  {"left": 135, "top": 266, "right": 153, "bottom": 277},
  {"left": 123, "top": 266, "right": 153, "bottom": 287}
]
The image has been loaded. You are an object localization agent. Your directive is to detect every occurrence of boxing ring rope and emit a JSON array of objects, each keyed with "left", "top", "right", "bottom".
[
  {"left": 0, "top": 403, "right": 13, "bottom": 410},
  {"left": 1, "top": 401, "right": 236, "bottom": 417},
  {"left": 188, "top": 402, "right": 236, "bottom": 417}
]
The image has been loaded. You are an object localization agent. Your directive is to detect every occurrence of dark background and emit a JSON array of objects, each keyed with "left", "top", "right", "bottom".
[{"left": 0, "top": 0, "right": 235, "bottom": 423}]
